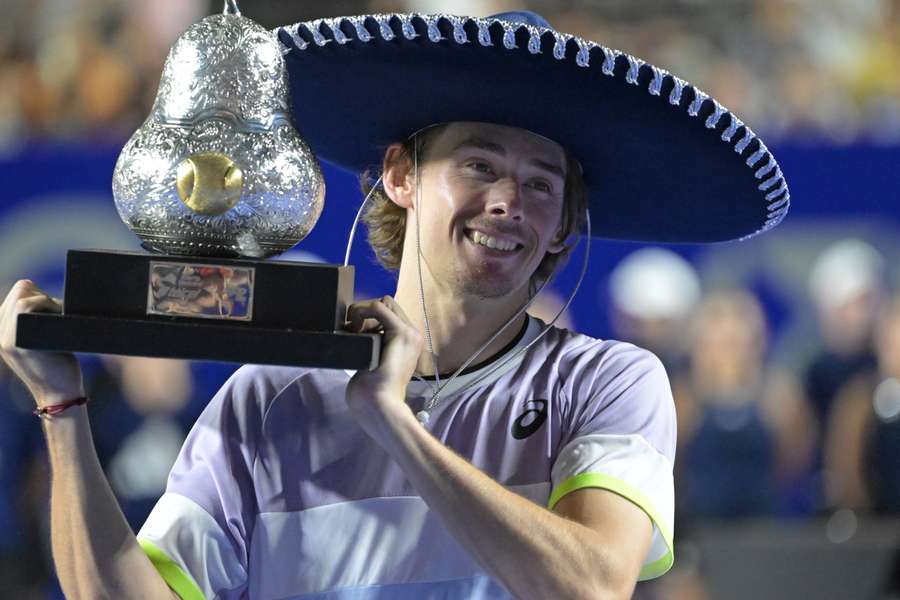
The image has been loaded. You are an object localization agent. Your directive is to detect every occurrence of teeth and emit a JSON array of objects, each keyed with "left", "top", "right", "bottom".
[{"left": 471, "top": 231, "right": 517, "bottom": 252}]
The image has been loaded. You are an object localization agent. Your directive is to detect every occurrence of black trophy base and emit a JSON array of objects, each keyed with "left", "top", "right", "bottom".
[
  {"left": 16, "top": 314, "right": 380, "bottom": 370},
  {"left": 15, "top": 249, "right": 381, "bottom": 370}
]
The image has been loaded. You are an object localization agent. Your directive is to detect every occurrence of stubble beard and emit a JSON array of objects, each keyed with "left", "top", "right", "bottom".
[{"left": 449, "top": 260, "right": 523, "bottom": 300}]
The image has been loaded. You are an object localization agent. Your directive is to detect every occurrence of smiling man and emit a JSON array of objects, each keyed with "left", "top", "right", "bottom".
[{"left": 0, "top": 9, "right": 790, "bottom": 600}]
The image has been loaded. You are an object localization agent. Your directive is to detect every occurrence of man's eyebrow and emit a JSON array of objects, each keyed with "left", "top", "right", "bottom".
[
  {"left": 452, "top": 136, "right": 566, "bottom": 179},
  {"left": 452, "top": 136, "right": 506, "bottom": 155},
  {"left": 530, "top": 158, "right": 566, "bottom": 179}
]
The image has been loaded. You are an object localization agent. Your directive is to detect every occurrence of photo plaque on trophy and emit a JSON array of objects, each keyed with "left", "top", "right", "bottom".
[{"left": 15, "top": 2, "right": 380, "bottom": 370}]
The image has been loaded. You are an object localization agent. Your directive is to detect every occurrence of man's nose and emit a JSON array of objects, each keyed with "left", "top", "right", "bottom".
[{"left": 485, "top": 178, "right": 524, "bottom": 221}]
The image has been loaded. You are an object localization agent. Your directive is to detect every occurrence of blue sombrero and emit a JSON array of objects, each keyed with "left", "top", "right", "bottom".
[{"left": 274, "top": 11, "right": 789, "bottom": 244}]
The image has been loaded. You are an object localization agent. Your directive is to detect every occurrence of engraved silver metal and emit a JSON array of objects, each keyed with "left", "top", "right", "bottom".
[
  {"left": 223, "top": 0, "right": 240, "bottom": 16},
  {"left": 113, "top": 8, "right": 325, "bottom": 258}
]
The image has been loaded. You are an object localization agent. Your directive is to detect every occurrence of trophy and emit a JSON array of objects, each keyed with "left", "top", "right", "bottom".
[{"left": 16, "top": 1, "right": 380, "bottom": 370}]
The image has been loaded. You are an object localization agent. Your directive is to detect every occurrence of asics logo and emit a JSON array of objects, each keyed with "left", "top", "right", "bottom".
[{"left": 511, "top": 399, "right": 548, "bottom": 439}]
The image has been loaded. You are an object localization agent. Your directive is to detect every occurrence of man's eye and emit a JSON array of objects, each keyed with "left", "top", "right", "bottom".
[
  {"left": 528, "top": 180, "right": 552, "bottom": 193},
  {"left": 466, "top": 161, "right": 494, "bottom": 174}
]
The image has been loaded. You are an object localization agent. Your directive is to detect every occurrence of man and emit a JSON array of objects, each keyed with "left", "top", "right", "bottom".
[{"left": 0, "top": 9, "right": 788, "bottom": 600}]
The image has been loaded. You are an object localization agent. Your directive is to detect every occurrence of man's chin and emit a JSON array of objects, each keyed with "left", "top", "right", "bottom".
[{"left": 453, "top": 270, "right": 526, "bottom": 300}]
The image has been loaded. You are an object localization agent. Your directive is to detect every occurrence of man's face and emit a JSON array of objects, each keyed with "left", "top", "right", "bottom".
[{"left": 403, "top": 122, "right": 567, "bottom": 299}]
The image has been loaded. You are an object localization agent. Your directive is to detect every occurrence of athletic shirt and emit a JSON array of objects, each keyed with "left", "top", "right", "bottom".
[{"left": 137, "top": 317, "right": 676, "bottom": 600}]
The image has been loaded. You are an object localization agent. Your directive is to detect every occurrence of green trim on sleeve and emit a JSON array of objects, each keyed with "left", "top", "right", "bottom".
[
  {"left": 139, "top": 538, "right": 206, "bottom": 600},
  {"left": 548, "top": 472, "right": 674, "bottom": 581}
]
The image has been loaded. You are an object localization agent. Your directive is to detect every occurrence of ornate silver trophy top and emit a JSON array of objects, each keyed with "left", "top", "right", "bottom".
[{"left": 113, "top": 0, "right": 325, "bottom": 258}]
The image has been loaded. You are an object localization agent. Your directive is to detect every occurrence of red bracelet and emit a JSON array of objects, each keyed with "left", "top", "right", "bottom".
[{"left": 33, "top": 397, "right": 87, "bottom": 418}]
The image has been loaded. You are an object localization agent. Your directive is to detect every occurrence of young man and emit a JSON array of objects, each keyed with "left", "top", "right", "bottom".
[{"left": 0, "top": 9, "right": 789, "bottom": 600}]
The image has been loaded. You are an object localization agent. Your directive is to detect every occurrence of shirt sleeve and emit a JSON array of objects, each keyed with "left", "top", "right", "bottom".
[
  {"left": 550, "top": 343, "right": 676, "bottom": 581},
  {"left": 136, "top": 365, "right": 270, "bottom": 600}
]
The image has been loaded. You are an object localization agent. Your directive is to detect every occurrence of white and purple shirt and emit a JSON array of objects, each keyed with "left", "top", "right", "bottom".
[{"left": 138, "top": 317, "right": 676, "bottom": 599}]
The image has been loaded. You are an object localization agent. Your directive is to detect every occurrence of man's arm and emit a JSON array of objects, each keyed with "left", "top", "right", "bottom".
[
  {"left": 367, "top": 407, "right": 652, "bottom": 600},
  {"left": 0, "top": 281, "right": 177, "bottom": 599},
  {"left": 345, "top": 297, "right": 654, "bottom": 600},
  {"left": 44, "top": 406, "right": 181, "bottom": 600}
]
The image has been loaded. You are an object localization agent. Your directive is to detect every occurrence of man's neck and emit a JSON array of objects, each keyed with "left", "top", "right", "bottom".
[{"left": 393, "top": 274, "right": 530, "bottom": 379}]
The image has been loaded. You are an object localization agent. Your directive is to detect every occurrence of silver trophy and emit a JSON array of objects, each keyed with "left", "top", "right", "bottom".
[
  {"left": 16, "top": 1, "right": 379, "bottom": 370},
  {"left": 114, "top": 0, "right": 324, "bottom": 259}
]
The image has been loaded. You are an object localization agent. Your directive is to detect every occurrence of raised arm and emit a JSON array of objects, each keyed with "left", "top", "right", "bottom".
[
  {"left": 345, "top": 297, "right": 658, "bottom": 599},
  {"left": 0, "top": 280, "right": 178, "bottom": 600}
]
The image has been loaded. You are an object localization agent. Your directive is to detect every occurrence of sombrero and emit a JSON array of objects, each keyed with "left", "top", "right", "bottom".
[{"left": 274, "top": 10, "right": 789, "bottom": 244}]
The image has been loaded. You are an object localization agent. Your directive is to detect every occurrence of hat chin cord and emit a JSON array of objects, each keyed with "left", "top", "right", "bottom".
[{"left": 344, "top": 135, "right": 592, "bottom": 426}]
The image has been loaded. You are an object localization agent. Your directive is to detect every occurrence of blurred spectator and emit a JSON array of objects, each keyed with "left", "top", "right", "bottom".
[
  {"left": 608, "top": 247, "right": 701, "bottom": 377},
  {"left": 86, "top": 356, "right": 236, "bottom": 529},
  {"left": 804, "top": 239, "right": 884, "bottom": 450},
  {"left": 674, "top": 289, "right": 815, "bottom": 520},
  {"left": 825, "top": 293, "right": 900, "bottom": 513},
  {"left": 0, "top": 363, "right": 47, "bottom": 599},
  {"left": 3, "top": 0, "right": 900, "bottom": 144}
]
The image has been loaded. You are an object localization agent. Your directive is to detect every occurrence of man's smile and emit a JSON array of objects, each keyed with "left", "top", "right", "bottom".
[{"left": 463, "top": 228, "right": 525, "bottom": 254}]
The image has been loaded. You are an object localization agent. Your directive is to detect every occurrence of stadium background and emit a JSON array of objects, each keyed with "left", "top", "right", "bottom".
[{"left": 0, "top": 1, "right": 898, "bottom": 598}]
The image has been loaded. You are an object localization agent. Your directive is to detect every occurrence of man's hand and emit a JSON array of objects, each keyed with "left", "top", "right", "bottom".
[
  {"left": 344, "top": 296, "right": 423, "bottom": 431},
  {"left": 0, "top": 279, "right": 85, "bottom": 406}
]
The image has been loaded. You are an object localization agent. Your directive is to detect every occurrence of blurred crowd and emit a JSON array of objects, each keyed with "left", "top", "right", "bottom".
[
  {"left": 527, "top": 238, "right": 900, "bottom": 599},
  {"left": 2, "top": 0, "right": 900, "bottom": 149}
]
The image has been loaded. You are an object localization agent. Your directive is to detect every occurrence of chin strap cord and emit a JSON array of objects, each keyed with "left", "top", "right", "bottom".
[{"left": 412, "top": 135, "right": 443, "bottom": 421}]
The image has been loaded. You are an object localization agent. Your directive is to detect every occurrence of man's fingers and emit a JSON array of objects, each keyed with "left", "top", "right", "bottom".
[
  {"left": 2, "top": 280, "right": 55, "bottom": 312},
  {"left": 15, "top": 294, "right": 62, "bottom": 314},
  {"left": 347, "top": 301, "right": 399, "bottom": 331},
  {"left": 354, "top": 317, "right": 382, "bottom": 334},
  {"left": 346, "top": 297, "right": 409, "bottom": 334}
]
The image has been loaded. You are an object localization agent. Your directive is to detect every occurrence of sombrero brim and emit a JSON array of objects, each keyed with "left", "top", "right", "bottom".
[{"left": 275, "top": 13, "right": 789, "bottom": 244}]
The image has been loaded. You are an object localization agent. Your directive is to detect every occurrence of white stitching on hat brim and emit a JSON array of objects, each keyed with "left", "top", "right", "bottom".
[{"left": 275, "top": 13, "right": 790, "bottom": 241}]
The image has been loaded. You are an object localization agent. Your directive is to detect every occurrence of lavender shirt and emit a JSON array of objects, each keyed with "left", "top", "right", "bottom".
[{"left": 137, "top": 317, "right": 676, "bottom": 599}]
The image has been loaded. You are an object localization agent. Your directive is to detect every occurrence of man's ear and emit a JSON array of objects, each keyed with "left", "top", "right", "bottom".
[
  {"left": 547, "top": 226, "right": 567, "bottom": 255},
  {"left": 382, "top": 143, "right": 415, "bottom": 209}
]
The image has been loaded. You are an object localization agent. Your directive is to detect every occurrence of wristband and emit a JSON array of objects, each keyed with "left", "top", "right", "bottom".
[{"left": 33, "top": 397, "right": 87, "bottom": 418}]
